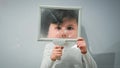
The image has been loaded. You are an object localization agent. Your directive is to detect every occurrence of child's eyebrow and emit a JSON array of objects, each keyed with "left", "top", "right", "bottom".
[
  {"left": 68, "top": 24, "right": 74, "bottom": 26},
  {"left": 67, "top": 24, "right": 75, "bottom": 26}
]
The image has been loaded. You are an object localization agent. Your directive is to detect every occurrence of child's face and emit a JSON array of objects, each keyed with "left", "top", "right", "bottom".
[{"left": 47, "top": 19, "right": 78, "bottom": 39}]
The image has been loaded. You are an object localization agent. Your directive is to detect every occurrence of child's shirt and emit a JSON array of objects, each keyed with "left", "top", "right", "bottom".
[{"left": 40, "top": 42, "right": 97, "bottom": 68}]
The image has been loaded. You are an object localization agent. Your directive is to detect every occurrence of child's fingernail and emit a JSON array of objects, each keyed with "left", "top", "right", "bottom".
[{"left": 61, "top": 47, "right": 64, "bottom": 49}]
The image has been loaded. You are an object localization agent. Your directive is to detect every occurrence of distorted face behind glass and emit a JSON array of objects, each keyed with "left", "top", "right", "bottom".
[
  {"left": 47, "top": 18, "right": 78, "bottom": 39},
  {"left": 41, "top": 9, "right": 78, "bottom": 39}
]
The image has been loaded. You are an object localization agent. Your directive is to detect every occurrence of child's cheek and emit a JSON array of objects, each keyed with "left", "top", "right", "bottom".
[
  {"left": 55, "top": 31, "right": 61, "bottom": 38},
  {"left": 67, "top": 30, "right": 77, "bottom": 38},
  {"left": 56, "top": 31, "right": 60, "bottom": 38}
]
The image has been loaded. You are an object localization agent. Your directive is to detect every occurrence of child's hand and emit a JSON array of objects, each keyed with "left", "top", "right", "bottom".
[
  {"left": 50, "top": 45, "right": 64, "bottom": 61},
  {"left": 77, "top": 37, "right": 87, "bottom": 54}
]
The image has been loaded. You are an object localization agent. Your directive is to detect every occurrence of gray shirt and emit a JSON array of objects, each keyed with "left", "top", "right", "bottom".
[{"left": 40, "top": 42, "right": 97, "bottom": 68}]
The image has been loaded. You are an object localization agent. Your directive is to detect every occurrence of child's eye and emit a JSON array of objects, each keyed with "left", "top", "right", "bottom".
[
  {"left": 67, "top": 26, "right": 74, "bottom": 30},
  {"left": 56, "top": 26, "right": 61, "bottom": 30}
]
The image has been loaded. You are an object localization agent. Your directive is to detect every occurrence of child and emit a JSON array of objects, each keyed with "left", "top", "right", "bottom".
[{"left": 40, "top": 9, "right": 97, "bottom": 68}]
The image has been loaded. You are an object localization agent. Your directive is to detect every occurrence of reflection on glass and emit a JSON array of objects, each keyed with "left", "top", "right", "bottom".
[{"left": 40, "top": 8, "right": 79, "bottom": 39}]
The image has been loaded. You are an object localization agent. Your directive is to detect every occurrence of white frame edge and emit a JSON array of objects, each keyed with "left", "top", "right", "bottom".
[{"left": 38, "top": 5, "right": 82, "bottom": 41}]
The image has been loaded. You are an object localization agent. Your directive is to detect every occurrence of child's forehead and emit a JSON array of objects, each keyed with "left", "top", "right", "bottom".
[
  {"left": 62, "top": 21, "right": 77, "bottom": 26},
  {"left": 51, "top": 18, "right": 77, "bottom": 25},
  {"left": 50, "top": 21, "right": 77, "bottom": 28},
  {"left": 60, "top": 19, "right": 77, "bottom": 25}
]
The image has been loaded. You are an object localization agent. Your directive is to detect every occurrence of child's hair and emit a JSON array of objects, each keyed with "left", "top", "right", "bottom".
[{"left": 41, "top": 8, "right": 78, "bottom": 37}]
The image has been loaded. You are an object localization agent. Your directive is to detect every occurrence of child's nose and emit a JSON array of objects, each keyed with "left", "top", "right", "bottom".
[{"left": 61, "top": 30, "right": 67, "bottom": 38}]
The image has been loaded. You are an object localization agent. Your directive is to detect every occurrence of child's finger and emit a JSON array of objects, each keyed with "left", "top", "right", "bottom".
[
  {"left": 56, "top": 53, "right": 62, "bottom": 57},
  {"left": 54, "top": 49, "right": 62, "bottom": 52},
  {"left": 61, "top": 46, "right": 64, "bottom": 49},
  {"left": 77, "top": 37, "right": 84, "bottom": 41},
  {"left": 53, "top": 51, "right": 62, "bottom": 54},
  {"left": 54, "top": 45, "right": 64, "bottom": 49}
]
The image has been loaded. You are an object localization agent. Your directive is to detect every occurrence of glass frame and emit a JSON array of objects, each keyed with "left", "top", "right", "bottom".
[{"left": 38, "top": 5, "right": 82, "bottom": 41}]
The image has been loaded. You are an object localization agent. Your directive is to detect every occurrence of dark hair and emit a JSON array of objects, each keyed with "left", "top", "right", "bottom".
[{"left": 40, "top": 8, "right": 78, "bottom": 37}]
